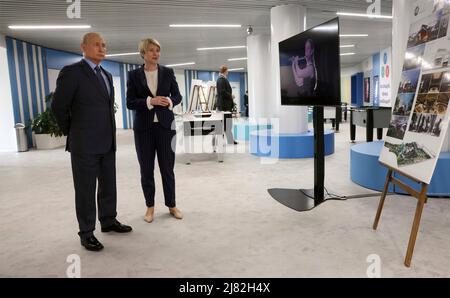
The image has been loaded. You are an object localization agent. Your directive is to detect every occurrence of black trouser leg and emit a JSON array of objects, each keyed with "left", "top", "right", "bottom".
[
  {"left": 71, "top": 152, "right": 99, "bottom": 239},
  {"left": 377, "top": 128, "right": 383, "bottom": 140},
  {"left": 224, "top": 113, "right": 234, "bottom": 144},
  {"left": 97, "top": 150, "right": 117, "bottom": 228},
  {"left": 134, "top": 131, "right": 156, "bottom": 207},
  {"left": 155, "top": 124, "right": 176, "bottom": 208}
]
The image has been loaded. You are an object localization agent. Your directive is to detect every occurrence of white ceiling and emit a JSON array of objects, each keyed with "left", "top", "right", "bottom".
[{"left": 0, "top": 0, "right": 393, "bottom": 70}]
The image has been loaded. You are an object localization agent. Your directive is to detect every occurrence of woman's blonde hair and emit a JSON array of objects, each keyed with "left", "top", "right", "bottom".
[{"left": 138, "top": 38, "right": 161, "bottom": 59}]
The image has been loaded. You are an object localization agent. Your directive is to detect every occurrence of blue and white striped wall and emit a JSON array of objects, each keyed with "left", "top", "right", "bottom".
[
  {"left": 4, "top": 36, "right": 248, "bottom": 148},
  {"left": 5, "top": 37, "right": 50, "bottom": 145},
  {"left": 5, "top": 36, "right": 140, "bottom": 145},
  {"left": 120, "top": 63, "right": 140, "bottom": 129}
]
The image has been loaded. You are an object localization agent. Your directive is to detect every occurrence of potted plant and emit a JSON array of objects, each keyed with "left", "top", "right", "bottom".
[{"left": 31, "top": 92, "right": 66, "bottom": 149}]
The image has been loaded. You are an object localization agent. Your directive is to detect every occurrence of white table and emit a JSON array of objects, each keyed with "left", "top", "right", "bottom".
[{"left": 182, "top": 112, "right": 228, "bottom": 164}]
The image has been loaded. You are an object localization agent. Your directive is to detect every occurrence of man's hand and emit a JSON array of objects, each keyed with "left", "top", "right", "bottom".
[{"left": 151, "top": 96, "right": 170, "bottom": 107}]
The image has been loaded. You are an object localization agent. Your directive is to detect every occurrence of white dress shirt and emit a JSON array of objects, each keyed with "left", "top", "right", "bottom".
[{"left": 144, "top": 68, "right": 173, "bottom": 122}]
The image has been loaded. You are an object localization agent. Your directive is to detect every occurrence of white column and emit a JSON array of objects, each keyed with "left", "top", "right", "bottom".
[
  {"left": 0, "top": 34, "right": 17, "bottom": 152},
  {"left": 391, "top": 0, "right": 411, "bottom": 107},
  {"left": 247, "top": 34, "right": 271, "bottom": 120},
  {"left": 270, "top": 4, "right": 309, "bottom": 134}
]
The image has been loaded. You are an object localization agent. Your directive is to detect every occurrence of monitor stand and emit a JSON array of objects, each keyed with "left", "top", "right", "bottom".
[{"left": 268, "top": 106, "right": 332, "bottom": 212}]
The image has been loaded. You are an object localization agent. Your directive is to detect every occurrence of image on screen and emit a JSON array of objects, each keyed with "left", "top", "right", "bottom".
[{"left": 279, "top": 17, "right": 341, "bottom": 106}]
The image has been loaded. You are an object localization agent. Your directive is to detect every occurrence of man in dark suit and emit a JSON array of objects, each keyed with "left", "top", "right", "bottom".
[
  {"left": 52, "top": 32, "right": 132, "bottom": 252},
  {"left": 216, "top": 65, "right": 238, "bottom": 145}
]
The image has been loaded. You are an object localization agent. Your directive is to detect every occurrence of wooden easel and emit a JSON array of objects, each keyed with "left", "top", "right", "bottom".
[
  {"left": 206, "top": 85, "right": 217, "bottom": 111},
  {"left": 373, "top": 162, "right": 429, "bottom": 267},
  {"left": 188, "top": 85, "right": 209, "bottom": 112}
]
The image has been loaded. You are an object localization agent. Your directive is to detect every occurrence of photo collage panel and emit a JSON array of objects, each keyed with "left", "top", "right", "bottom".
[
  {"left": 387, "top": 1, "right": 450, "bottom": 141},
  {"left": 380, "top": 0, "right": 450, "bottom": 183}
]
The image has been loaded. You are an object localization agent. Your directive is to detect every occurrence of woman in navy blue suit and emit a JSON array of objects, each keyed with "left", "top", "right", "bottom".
[{"left": 126, "top": 38, "right": 183, "bottom": 223}]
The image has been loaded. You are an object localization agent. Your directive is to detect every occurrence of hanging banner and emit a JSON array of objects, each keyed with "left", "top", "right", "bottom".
[
  {"left": 379, "top": 0, "right": 450, "bottom": 184},
  {"left": 379, "top": 47, "right": 392, "bottom": 107}
]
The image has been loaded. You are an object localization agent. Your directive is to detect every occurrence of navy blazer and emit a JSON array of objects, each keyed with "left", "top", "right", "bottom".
[
  {"left": 52, "top": 59, "right": 116, "bottom": 154},
  {"left": 126, "top": 65, "right": 182, "bottom": 131}
]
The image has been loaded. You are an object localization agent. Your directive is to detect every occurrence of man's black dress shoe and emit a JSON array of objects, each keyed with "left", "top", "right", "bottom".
[
  {"left": 101, "top": 220, "right": 132, "bottom": 233},
  {"left": 81, "top": 236, "right": 104, "bottom": 251},
  {"left": 233, "top": 141, "right": 238, "bottom": 145}
]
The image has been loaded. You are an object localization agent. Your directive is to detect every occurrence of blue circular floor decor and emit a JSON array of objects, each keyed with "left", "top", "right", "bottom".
[
  {"left": 350, "top": 141, "right": 450, "bottom": 197},
  {"left": 250, "top": 129, "right": 335, "bottom": 158},
  {"left": 233, "top": 120, "right": 272, "bottom": 141}
]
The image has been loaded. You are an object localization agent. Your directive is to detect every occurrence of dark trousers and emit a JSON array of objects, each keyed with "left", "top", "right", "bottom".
[
  {"left": 70, "top": 149, "right": 117, "bottom": 239},
  {"left": 134, "top": 123, "right": 176, "bottom": 208},
  {"left": 224, "top": 112, "right": 235, "bottom": 144}
]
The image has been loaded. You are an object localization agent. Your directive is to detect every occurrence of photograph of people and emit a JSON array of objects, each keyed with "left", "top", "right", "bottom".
[
  {"left": 290, "top": 38, "right": 317, "bottom": 96},
  {"left": 51, "top": 33, "right": 132, "bottom": 252},
  {"left": 409, "top": 112, "right": 444, "bottom": 136},
  {"left": 126, "top": 38, "right": 183, "bottom": 223}
]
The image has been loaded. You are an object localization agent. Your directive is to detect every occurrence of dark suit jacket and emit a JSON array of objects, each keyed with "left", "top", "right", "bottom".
[
  {"left": 126, "top": 65, "right": 182, "bottom": 131},
  {"left": 52, "top": 59, "right": 116, "bottom": 154},
  {"left": 216, "top": 76, "right": 233, "bottom": 111}
]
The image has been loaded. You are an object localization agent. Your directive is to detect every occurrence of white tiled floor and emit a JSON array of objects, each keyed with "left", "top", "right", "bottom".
[{"left": 0, "top": 119, "right": 449, "bottom": 277}]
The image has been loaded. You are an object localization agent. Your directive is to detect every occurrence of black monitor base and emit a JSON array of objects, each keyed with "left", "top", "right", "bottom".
[
  {"left": 268, "top": 107, "right": 337, "bottom": 212},
  {"left": 268, "top": 188, "right": 335, "bottom": 212}
]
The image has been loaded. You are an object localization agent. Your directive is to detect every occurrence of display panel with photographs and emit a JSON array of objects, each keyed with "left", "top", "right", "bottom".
[{"left": 379, "top": 0, "right": 450, "bottom": 184}]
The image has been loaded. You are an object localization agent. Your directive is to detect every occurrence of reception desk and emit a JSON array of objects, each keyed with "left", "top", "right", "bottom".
[{"left": 350, "top": 107, "right": 391, "bottom": 142}]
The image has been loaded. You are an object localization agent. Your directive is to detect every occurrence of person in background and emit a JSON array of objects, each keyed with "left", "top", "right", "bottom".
[
  {"left": 216, "top": 65, "right": 238, "bottom": 145},
  {"left": 244, "top": 90, "right": 249, "bottom": 117},
  {"left": 126, "top": 38, "right": 183, "bottom": 223},
  {"left": 52, "top": 32, "right": 132, "bottom": 252}
]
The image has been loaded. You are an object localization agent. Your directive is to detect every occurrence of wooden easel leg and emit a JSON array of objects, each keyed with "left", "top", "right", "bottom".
[
  {"left": 373, "top": 169, "right": 393, "bottom": 230},
  {"left": 404, "top": 184, "right": 428, "bottom": 267}
]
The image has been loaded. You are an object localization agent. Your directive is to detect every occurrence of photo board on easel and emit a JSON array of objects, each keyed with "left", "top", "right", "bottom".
[{"left": 379, "top": 0, "right": 450, "bottom": 184}]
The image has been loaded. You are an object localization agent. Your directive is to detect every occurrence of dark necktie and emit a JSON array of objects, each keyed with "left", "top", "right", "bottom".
[{"left": 95, "top": 66, "right": 109, "bottom": 96}]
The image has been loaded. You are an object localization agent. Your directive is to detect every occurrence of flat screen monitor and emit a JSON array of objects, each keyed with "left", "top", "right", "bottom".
[{"left": 279, "top": 17, "right": 341, "bottom": 106}]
